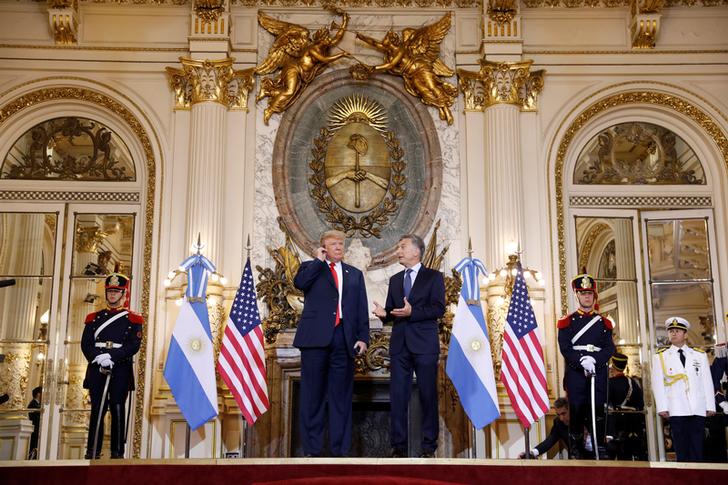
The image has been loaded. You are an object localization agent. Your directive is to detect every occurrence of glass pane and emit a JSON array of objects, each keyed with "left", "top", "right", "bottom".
[
  {"left": 573, "top": 122, "right": 705, "bottom": 185},
  {"left": 650, "top": 282, "right": 715, "bottom": 348},
  {"left": 599, "top": 281, "right": 641, "bottom": 345},
  {"left": 71, "top": 214, "right": 135, "bottom": 277},
  {"left": 0, "top": 212, "right": 56, "bottom": 460},
  {"left": 0, "top": 213, "right": 57, "bottom": 276},
  {"left": 646, "top": 219, "right": 710, "bottom": 281},
  {"left": 1, "top": 117, "right": 136, "bottom": 181}
]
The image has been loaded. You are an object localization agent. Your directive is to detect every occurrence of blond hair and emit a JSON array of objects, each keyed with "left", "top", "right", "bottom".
[{"left": 320, "top": 229, "right": 346, "bottom": 246}]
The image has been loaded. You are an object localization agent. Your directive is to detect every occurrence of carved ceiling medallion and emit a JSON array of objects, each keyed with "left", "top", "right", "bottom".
[{"left": 308, "top": 94, "right": 406, "bottom": 238}]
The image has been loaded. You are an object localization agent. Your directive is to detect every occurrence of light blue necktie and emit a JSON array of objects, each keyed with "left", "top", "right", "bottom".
[{"left": 404, "top": 268, "right": 412, "bottom": 299}]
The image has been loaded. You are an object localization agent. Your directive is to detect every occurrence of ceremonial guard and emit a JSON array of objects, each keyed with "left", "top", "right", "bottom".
[
  {"left": 607, "top": 352, "right": 646, "bottom": 460},
  {"left": 81, "top": 273, "right": 143, "bottom": 459},
  {"left": 651, "top": 316, "right": 715, "bottom": 462},
  {"left": 707, "top": 342, "right": 728, "bottom": 462},
  {"left": 557, "top": 273, "right": 615, "bottom": 459}
]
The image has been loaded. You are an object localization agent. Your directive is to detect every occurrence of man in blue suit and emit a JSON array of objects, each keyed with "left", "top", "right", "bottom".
[
  {"left": 373, "top": 234, "right": 446, "bottom": 458},
  {"left": 293, "top": 229, "right": 369, "bottom": 457}
]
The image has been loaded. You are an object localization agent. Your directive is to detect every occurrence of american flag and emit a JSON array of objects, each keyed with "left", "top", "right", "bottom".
[
  {"left": 500, "top": 264, "right": 549, "bottom": 428},
  {"left": 217, "top": 258, "right": 269, "bottom": 425}
]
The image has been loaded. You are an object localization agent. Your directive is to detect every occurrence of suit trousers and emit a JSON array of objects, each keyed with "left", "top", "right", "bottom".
[
  {"left": 299, "top": 324, "right": 353, "bottom": 457},
  {"left": 670, "top": 415, "right": 705, "bottom": 462},
  {"left": 390, "top": 345, "right": 439, "bottom": 453}
]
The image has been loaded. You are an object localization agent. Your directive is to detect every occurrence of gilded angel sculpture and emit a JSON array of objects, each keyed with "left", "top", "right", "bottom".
[
  {"left": 255, "top": 10, "right": 350, "bottom": 125},
  {"left": 354, "top": 12, "right": 457, "bottom": 125}
]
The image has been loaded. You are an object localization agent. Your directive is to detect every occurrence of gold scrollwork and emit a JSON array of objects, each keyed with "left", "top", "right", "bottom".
[
  {"left": 354, "top": 330, "right": 390, "bottom": 375},
  {"left": 308, "top": 95, "right": 406, "bottom": 239},
  {"left": 487, "top": 0, "right": 518, "bottom": 24},
  {"left": 554, "top": 88, "right": 728, "bottom": 315},
  {"left": 167, "top": 59, "right": 254, "bottom": 111},
  {"left": 194, "top": 0, "right": 225, "bottom": 24},
  {"left": 255, "top": 218, "right": 303, "bottom": 344},
  {"left": 458, "top": 61, "right": 544, "bottom": 112},
  {"left": 47, "top": 0, "right": 78, "bottom": 45}
]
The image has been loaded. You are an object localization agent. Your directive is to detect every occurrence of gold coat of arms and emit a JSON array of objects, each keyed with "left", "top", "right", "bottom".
[{"left": 309, "top": 94, "right": 406, "bottom": 238}]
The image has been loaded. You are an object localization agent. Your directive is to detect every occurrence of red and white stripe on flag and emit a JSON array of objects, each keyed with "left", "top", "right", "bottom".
[
  {"left": 500, "top": 268, "right": 550, "bottom": 428},
  {"left": 218, "top": 317, "right": 269, "bottom": 425}
]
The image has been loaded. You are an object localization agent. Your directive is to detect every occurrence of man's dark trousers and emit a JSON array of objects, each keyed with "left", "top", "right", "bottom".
[{"left": 300, "top": 324, "right": 353, "bottom": 457}]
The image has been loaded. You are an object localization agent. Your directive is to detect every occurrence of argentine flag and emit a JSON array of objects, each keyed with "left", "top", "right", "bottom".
[
  {"left": 446, "top": 257, "right": 500, "bottom": 428},
  {"left": 164, "top": 253, "right": 219, "bottom": 430}
]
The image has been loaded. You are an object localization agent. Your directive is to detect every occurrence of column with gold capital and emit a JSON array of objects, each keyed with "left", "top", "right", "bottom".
[
  {"left": 480, "top": 60, "right": 537, "bottom": 269},
  {"left": 166, "top": 58, "right": 253, "bottom": 266}
]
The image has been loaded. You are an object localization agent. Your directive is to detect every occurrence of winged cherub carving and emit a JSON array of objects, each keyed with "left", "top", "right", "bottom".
[
  {"left": 355, "top": 12, "right": 457, "bottom": 125},
  {"left": 254, "top": 10, "right": 350, "bottom": 125}
]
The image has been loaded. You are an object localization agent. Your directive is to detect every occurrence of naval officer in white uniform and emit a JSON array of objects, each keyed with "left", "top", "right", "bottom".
[{"left": 651, "top": 316, "right": 715, "bottom": 462}]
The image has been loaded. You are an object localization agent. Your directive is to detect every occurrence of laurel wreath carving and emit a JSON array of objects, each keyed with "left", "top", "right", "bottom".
[{"left": 308, "top": 127, "right": 407, "bottom": 238}]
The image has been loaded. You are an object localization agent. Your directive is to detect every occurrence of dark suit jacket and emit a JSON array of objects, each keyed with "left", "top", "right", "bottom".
[
  {"left": 293, "top": 259, "right": 369, "bottom": 357},
  {"left": 381, "top": 266, "right": 446, "bottom": 355},
  {"left": 535, "top": 417, "right": 569, "bottom": 456}
]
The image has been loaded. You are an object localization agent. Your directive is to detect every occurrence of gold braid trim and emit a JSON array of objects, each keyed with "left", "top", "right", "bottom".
[{"left": 659, "top": 352, "right": 689, "bottom": 391}]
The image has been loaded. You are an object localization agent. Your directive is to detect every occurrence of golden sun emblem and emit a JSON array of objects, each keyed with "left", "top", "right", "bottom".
[
  {"left": 581, "top": 275, "right": 592, "bottom": 289},
  {"left": 190, "top": 338, "right": 202, "bottom": 352},
  {"left": 471, "top": 339, "right": 482, "bottom": 351}
]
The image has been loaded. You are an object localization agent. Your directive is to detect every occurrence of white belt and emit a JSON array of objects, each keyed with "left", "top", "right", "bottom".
[
  {"left": 95, "top": 341, "right": 122, "bottom": 349},
  {"left": 573, "top": 344, "right": 601, "bottom": 352}
]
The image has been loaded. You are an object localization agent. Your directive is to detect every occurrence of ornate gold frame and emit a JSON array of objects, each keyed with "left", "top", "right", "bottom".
[
  {"left": 0, "top": 79, "right": 158, "bottom": 458},
  {"left": 552, "top": 84, "right": 728, "bottom": 315}
]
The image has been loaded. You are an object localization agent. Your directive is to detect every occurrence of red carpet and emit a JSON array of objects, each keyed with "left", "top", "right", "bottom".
[{"left": 2, "top": 458, "right": 727, "bottom": 485}]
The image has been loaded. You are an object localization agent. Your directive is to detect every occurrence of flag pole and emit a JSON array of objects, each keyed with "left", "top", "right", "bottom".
[{"left": 238, "top": 233, "right": 252, "bottom": 458}]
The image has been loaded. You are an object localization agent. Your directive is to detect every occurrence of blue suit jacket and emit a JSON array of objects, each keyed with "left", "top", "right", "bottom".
[
  {"left": 293, "top": 259, "right": 369, "bottom": 356},
  {"left": 381, "top": 266, "right": 446, "bottom": 355}
]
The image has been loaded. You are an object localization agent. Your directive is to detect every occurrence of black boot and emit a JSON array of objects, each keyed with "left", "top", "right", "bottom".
[
  {"left": 110, "top": 403, "right": 125, "bottom": 459},
  {"left": 86, "top": 405, "right": 104, "bottom": 459}
]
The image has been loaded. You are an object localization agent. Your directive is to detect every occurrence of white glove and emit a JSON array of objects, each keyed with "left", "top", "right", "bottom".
[
  {"left": 580, "top": 355, "right": 596, "bottom": 374},
  {"left": 530, "top": 448, "right": 539, "bottom": 457},
  {"left": 99, "top": 357, "right": 114, "bottom": 369},
  {"left": 720, "top": 401, "right": 728, "bottom": 414},
  {"left": 92, "top": 353, "right": 111, "bottom": 365}
]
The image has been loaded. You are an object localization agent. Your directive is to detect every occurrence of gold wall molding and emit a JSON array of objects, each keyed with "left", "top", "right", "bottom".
[
  {"left": 0, "top": 81, "right": 158, "bottom": 458},
  {"left": 523, "top": 0, "right": 724, "bottom": 6},
  {"left": 458, "top": 60, "right": 544, "bottom": 112},
  {"left": 552, "top": 87, "right": 728, "bottom": 316}
]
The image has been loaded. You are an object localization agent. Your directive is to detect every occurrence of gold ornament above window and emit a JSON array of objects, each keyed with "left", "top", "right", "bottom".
[
  {"left": 573, "top": 121, "right": 704, "bottom": 185},
  {"left": 1, "top": 116, "right": 136, "bottom": 181}
]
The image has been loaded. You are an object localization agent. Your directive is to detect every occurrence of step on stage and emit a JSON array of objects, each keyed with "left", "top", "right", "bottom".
[{"left": 3, "top": 458, "right": 728, "bottom": 485}]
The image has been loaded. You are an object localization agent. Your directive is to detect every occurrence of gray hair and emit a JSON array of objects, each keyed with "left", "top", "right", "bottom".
[{"left": 400, "top": 234, "right": 425, "bottom": 260}]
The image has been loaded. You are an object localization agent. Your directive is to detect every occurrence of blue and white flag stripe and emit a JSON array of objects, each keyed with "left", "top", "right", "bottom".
[
  {"left": 164, "top": 301, "right": 218, "bottom": 429},
  {"left": 180, "top": 254, "right": 216, "bottom": 299},
  {"left": 446, "top": 257, "right": 500, "bottom": 429}
]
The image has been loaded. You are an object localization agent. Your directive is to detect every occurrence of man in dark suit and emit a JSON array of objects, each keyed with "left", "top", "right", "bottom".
[
  {"left": 373, "top": 234, "right": 446, "bottom": 458},
  {"left": 520, "top": 397, "right": 570, "bottom": 458},
  {"left": 27, "top": 386, "right": 42, "bottom": 459},
  {"left": 293, "top": 229, "right": 369, "bottom": 457}
]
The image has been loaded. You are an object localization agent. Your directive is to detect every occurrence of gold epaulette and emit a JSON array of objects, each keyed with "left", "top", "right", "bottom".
[
  {"left": 692, "top": 347, "right": 706, "bottom": 353},
  {"left": 656, "top": 347, "right": 668, "bottom": 354}
]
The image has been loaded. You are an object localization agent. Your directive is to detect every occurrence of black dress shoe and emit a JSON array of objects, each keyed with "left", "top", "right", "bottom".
[
  {"left": 419, "top": 450, "right": 435, "bottom": 458},
  {"left": 390, "top": 448, "right": 406, "bottom": 458}
]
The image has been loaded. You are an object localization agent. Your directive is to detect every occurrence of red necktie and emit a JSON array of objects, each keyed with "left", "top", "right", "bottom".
[{"left": 329, "top": 262, "right": 340, "bottom": 326}]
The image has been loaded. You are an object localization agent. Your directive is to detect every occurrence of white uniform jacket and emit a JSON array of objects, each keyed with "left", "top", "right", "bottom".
[{"left": 651, "top": 345, "right": 715, "bottom": 417}]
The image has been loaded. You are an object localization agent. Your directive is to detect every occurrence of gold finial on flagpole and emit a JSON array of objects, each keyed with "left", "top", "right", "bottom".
[
  {"left": 245, "top": 234, "right": 252, "bottom": 260},
  {"left": 467, "top": 237, "right": 473, "bottom": 259}
]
